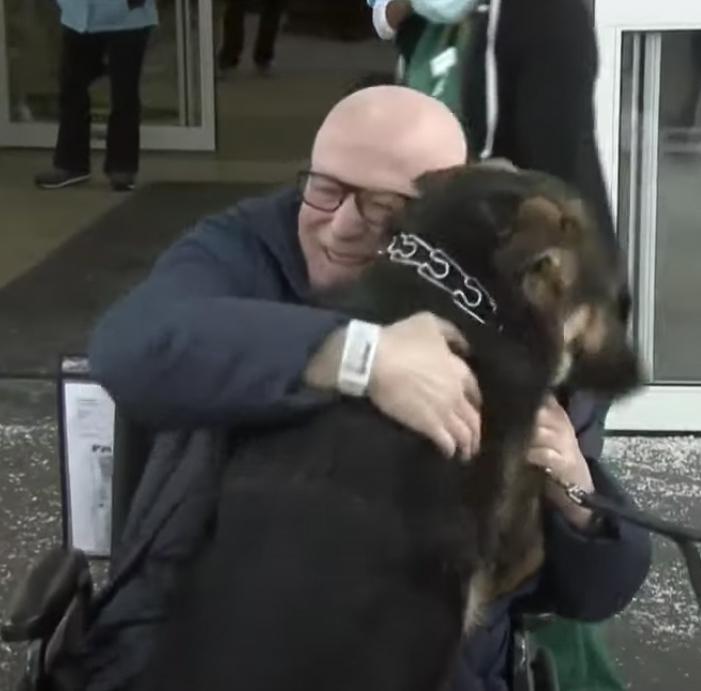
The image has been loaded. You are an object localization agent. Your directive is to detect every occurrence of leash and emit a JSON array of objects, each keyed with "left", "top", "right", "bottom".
[{"left": 543, "top": 467, "right": 701, "bottom": 610}]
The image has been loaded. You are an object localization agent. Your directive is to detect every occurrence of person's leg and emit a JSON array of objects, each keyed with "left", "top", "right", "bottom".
[
  {"left": 104, "top": 28, "right": 152, "bottom": 188},
  {"left": 253, "top": 0, "right": 287, "bottom": 69},
  {"left": 36, "top": 27, "right": 103, "bottom": 187},
  {"left": 218, "top": 0, "right": 245, "bottom": 68}
]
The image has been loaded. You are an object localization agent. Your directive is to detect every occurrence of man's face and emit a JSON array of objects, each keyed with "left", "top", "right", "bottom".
[
  {"left": 298, "top": 170, "right": 410, "bottom": 290},
  {"left": 298, "top": 86, "right": 468, "bottom": 290}
]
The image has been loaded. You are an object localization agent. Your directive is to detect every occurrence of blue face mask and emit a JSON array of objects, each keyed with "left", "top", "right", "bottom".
[{"left": 410, "top": 0, "right": 482, "bottom": 24}]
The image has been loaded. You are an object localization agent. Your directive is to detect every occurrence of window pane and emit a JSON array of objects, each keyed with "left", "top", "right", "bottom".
[
  {"left": 88, "top": 2, "right": 201, "bottom": 129},
  {"left": 655, "top": 30, "right": 701, "bottom": 381},
  {"left": 2, "top": 1, "right": 202, "bottom": 128},
  {"left": 617, "top": 34, "right": 638, "bottom": 273},
  {"left": 618, "top": 30, "right": 701, "bottom": 383},
  {"left": 4, "top": 0, "right": 62, "bottom": 122}
]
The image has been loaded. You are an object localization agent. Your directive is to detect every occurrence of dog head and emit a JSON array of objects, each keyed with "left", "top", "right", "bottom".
[{"left": 405, "top": 163, "right": 641, "bottom": 397}]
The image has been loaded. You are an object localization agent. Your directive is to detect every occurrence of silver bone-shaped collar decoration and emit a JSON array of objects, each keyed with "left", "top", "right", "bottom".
[{"left": 385, "top": 233, "right": 499, "bottom": 326}]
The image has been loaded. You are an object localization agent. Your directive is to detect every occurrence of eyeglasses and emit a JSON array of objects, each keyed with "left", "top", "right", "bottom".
[{"left": 297, "top": 170, "right": 410, "bottom": 230}]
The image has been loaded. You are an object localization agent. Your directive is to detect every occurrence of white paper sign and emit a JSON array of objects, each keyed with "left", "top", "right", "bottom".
[{"left": 61, "top": 380, "right": 116, "bottom": 557}]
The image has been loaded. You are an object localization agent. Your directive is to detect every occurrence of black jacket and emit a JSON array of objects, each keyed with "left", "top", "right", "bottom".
[{"left": 397, "top": 0, "right": 615, "bottom": 249}]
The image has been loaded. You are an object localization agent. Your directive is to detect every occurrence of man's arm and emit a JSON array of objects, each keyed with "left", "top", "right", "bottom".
[
  {"left": 526, "top": 394, "right": 652, "bottom": 620},
  {"left": 306, "top": 312, "right": 481, "bottom": 459},
  {"left": 89, "top": 211, "right": 346, "bottom": 428},
  {"left": 90, "top": 207, "right": 482, "bottom": 455}
]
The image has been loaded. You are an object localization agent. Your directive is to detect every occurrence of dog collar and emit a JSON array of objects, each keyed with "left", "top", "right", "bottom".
[{"left": 383, "top": 233, "right": 500, "bottom": 328}]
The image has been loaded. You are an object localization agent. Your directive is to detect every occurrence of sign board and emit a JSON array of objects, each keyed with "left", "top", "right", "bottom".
[{"left": 57, "top": 355, "right": 115, "bottom": 558}]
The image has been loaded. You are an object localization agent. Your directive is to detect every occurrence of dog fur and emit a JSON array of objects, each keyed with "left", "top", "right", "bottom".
[{"left": 140, "top": 165, "right": 640, "bottom": 691}]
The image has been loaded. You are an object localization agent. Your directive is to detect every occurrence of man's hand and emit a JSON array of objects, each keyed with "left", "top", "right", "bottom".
[
  {"left": 304, "top": 312, "right": 481, "bottom": 459},
  {"left": 526, "top": 396, "right": 595, "bottom": 530},
  {"left": 368, "top": 312, "right": 481, "bottom": 459}
]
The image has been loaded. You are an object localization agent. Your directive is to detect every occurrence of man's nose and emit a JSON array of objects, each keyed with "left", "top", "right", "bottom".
[{"left": 329, "top": 194, "right": 367, "bottom": 240}]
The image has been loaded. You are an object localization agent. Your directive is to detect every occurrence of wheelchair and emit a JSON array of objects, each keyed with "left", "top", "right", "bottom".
[
  {"left": 1, "top": 400, "right": 559, "bottom": 691},
  {"left": 1, "top": 407, "right": 152, "bottom": 691}
]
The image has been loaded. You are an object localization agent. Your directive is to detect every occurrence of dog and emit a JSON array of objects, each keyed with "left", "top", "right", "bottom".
[{"left": 140, "top": 164, "right": 640, "bottom": 691}]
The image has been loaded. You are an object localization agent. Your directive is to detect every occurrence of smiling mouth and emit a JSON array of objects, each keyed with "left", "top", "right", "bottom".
[{"left": 324, "top": 248, "right": 374, "bottom": 267}]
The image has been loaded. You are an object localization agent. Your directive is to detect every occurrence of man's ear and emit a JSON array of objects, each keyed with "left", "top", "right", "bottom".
[{"left": 413, "top": 165, "right": 468, "bottom": 195}]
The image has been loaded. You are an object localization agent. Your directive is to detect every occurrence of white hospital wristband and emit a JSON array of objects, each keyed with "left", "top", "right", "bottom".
[
  {"left": 337, "top": 320, "right": 382, "bottom": 397},
  {"left": 373, "top": 0, "right": 398, "bottom": 40}
]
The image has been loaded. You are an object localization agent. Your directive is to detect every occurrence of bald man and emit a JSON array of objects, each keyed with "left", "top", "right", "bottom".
[{"left": 90, "top": 85, "right": 479, "bottom": 457}]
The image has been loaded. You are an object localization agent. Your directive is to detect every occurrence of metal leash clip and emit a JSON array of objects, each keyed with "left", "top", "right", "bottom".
[{"left": 541, "top": 466, "right": 587, "bottom": 506}]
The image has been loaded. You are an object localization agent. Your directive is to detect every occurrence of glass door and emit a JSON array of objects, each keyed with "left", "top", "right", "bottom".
[
  {"left": 595, "top": 0, "right": 701, "bottom": 431},
  {"left": 0, "top": 0, "right": 215, "bottom": 151}
]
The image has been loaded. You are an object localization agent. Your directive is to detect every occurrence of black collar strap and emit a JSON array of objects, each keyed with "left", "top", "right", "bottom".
[{"left": 384, "top": 233, "right": 500, "bottom": 328}]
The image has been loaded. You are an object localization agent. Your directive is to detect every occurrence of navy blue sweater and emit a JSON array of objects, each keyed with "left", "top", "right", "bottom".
[{"left": 89, "top": 188, "right": 650, "bottom": 690}]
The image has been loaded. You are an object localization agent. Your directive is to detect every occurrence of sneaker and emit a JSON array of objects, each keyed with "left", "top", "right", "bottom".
[
  {"left": 34, "top": 168, "right": 90, "bottom": 190},
  {"left": 108, "top": 172, "right": 135, "bottom": 192}
]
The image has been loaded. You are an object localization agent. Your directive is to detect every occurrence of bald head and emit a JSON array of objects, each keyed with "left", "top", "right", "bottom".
[
  {"left": 297, "top": 87, "right": 467, "bottom": 290},
  {"left": 311, "top": 85, "right": 467, "bottom": 196}
]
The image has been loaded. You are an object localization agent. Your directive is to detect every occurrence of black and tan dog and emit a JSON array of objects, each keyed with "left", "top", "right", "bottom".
[{"left": 142, "top": 165, "right": 640, "bottom": 691}]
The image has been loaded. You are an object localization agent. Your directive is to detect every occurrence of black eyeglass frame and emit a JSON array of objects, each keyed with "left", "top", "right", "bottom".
[{"left": 296, "top": 170, "right": 411, "bottom": 229}]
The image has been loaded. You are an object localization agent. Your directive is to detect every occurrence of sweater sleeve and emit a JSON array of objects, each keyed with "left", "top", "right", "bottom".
[
  {"left": 536, "top": 462, "right": 652, "bottom": 621},
  {"left": 525, "top": 394, "right": 652, "bottom": 620},
  {"left": 88, "top": 210, "right": 346, "bottom": 429}
]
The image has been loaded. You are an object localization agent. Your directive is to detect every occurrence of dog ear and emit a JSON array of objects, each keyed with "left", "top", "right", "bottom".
[
  {"left": 495, "top": 195, "right": 581, "bottom": 311},
  {"left": 560, "top": 198, "right": 587, "bottom": 243},
  {"left": 517, "top": 196, "right": 584, "bottom": 246},
  {"left": 413, "top": 165, "right": 468, "bottom": 195}
]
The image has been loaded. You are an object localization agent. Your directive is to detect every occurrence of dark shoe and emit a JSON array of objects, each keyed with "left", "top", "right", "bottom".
[
  {"left": 34, "top": 168, "right": 90, "bottom": 190},
  {"left": 108, "top": 172, "right": 135, "bottom": 192}
]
